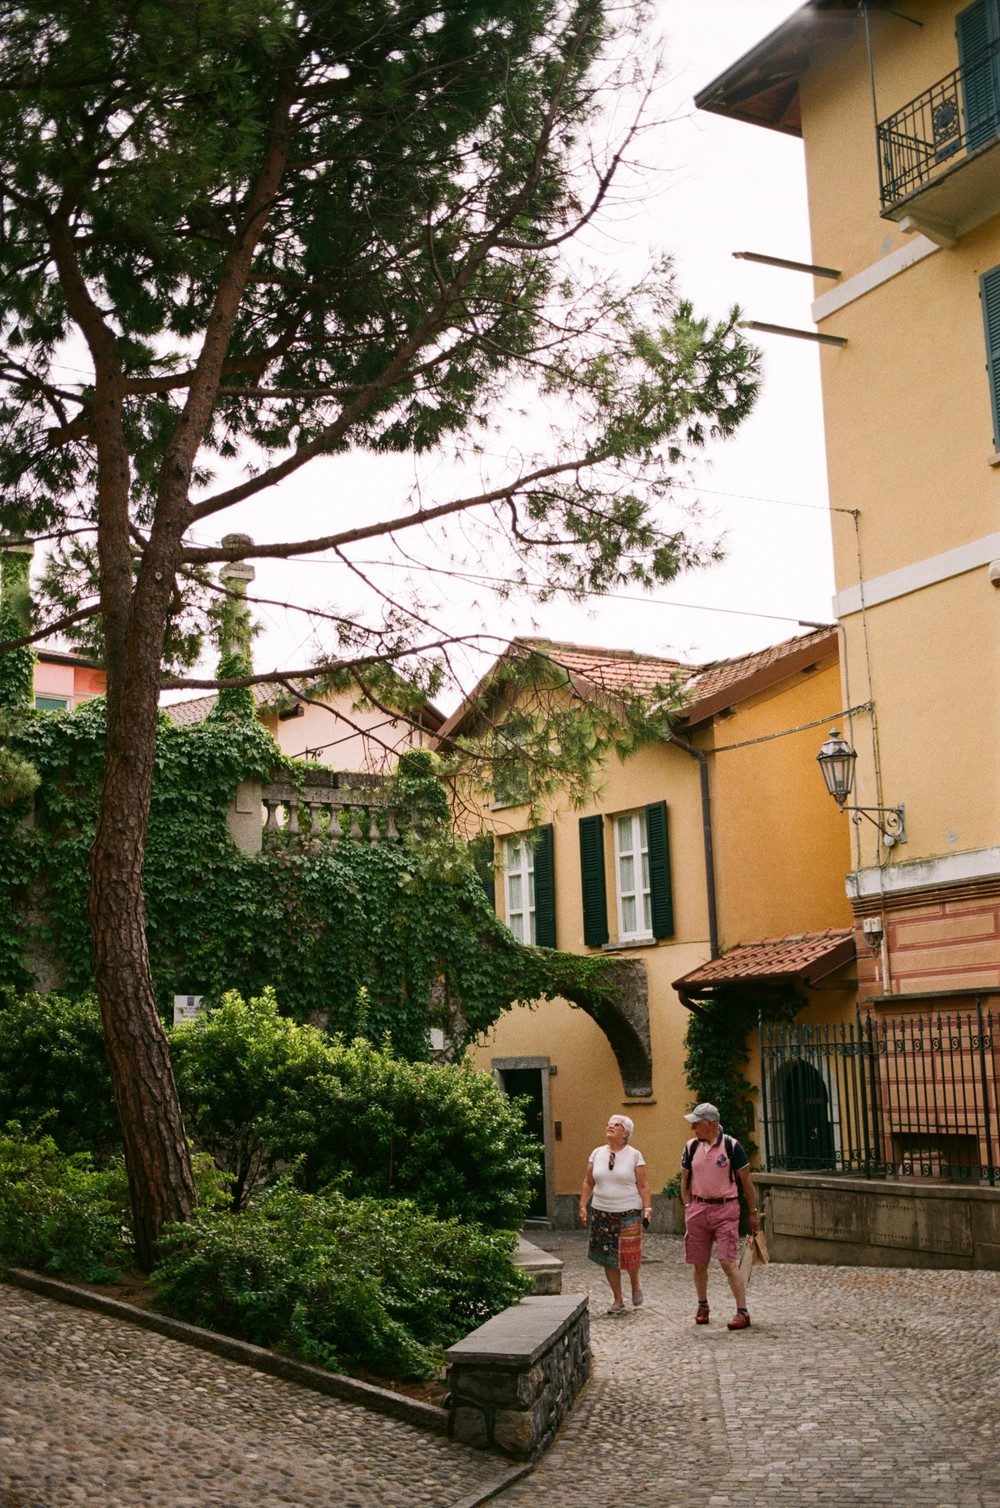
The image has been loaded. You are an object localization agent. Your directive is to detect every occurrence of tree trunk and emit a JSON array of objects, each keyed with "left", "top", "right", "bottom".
[{"left": 88, "top": 557, "right": 197, "bottom": 1272}]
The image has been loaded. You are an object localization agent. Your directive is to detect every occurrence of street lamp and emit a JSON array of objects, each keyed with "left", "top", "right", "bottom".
[{"left": 816, "top": 729, "right": 906, "bottom": 846}]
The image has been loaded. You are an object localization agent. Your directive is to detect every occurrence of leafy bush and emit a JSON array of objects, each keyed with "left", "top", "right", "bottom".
[
  {"left": 170, "top": 987, "right": 332, "bottom": 1209},
  {"left": 0, "top": 989, "right": 119, "bottom": 1156},
  {"left": 170, "top": 989, "right": 540, "bottom": 1226},
  {"left": 152, "top": 1183, "right": 531, "bottom": 1379},
  {"left": 0, "top": 1127, "right": 132, "bottom": 1280}
]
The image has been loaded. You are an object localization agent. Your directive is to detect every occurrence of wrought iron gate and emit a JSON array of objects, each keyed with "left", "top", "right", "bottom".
[{"left": 759, "top": 1004, "right": 999, "bottom": 1186}]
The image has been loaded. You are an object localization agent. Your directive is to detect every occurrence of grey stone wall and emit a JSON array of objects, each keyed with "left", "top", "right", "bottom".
[
  {"left": 445, "top": 1294, "right": 590, "bottom": 1460},
  {"left": 757, "top": 1173, "right": 1000, "bottom": 1271}
]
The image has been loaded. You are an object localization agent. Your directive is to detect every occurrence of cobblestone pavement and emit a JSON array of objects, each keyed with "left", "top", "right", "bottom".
[
  {"left": 0, "top": 1282, "right": 507, "bottom": 1508},
  {"left": 3, "top": 1235, "right": 1000, "bottom": 1508},
  {"left": 506, "top": 1231, "right": 1000, "bottom": 1508}
]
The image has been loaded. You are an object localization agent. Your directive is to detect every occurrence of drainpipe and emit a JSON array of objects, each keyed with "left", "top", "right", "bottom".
[{"left": 667, "top": 731, "right": 720, "bottom": 959}]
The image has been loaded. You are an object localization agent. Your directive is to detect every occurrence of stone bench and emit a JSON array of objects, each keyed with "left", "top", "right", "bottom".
[{"left": 445, "top": 1293, "right": 589, "bottom": 1460}]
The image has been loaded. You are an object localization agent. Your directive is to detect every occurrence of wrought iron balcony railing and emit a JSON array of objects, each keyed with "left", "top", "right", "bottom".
[{"left": 878, "top": 38, "right": 1000, "bottom": 211}]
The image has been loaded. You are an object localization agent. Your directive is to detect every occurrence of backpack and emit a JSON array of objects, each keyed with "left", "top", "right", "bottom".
[{"left": 685, "top": 1134, "right": 751, "bottom": 1232}]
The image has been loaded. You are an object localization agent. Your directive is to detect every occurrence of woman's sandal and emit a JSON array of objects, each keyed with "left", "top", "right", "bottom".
[{"left": 606, "top": 1301, "right": 627, "bottom": 1315}]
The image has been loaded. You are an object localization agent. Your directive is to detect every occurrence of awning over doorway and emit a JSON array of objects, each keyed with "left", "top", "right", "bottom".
[{"left": 673, "top": 928, "right": 856, "bottom": 1012}]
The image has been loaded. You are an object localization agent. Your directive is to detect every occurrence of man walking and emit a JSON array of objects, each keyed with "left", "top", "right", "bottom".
[{"left": 680, "top": 1103, "right": 759, "bottom": 1330}]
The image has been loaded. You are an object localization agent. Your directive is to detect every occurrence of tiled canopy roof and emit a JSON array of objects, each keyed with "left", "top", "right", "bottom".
[{"left": 673, "top": 928, "right": 856, "bottom": 1003}]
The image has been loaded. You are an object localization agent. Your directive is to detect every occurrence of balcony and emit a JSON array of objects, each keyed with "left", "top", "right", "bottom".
[{"left": 878, "top": 38, "right": 1000, "bottom": 245}]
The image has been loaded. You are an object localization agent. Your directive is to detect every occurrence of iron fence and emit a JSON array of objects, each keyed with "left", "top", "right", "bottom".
[
  {"left": 877, "top": 38, "right": 1000, "bottom": 209},
  {"left": 759, "top": 1005, "right": 999, "bottom": 1186}
]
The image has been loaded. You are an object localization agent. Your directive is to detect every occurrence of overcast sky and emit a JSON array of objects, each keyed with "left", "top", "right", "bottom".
[{"left": 187, "top": 1, "right": 824, "bottom": 706}]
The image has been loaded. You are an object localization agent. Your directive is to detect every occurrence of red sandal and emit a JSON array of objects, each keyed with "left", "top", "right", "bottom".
[
  {"left": 727, "top": 1309, "right": 751, "bottom": 1330},
  {"left": 695, "top": 1301, "right": 710, "bottom": 1325}
]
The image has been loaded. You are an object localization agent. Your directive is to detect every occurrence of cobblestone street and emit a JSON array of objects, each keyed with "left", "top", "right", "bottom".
[{"left": 3, "top": 1233, "right": 1000, "bottom": 1507}]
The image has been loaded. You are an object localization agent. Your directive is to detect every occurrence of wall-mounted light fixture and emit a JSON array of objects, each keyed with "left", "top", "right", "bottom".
[{"left": 816, "top": 729, "right": 906, "bottom": 846}]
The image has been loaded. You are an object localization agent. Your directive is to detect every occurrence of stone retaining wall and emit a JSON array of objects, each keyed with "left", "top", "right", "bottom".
[
  {"left": 549, "top": 1191, "right": 684, "bottom": 1234},
  {"left": 757, "top": 1173, "right": 1000, "bottom": 1270},
  {"left": 445, "top": 1294, "right": 589, "bottom": 1460}
]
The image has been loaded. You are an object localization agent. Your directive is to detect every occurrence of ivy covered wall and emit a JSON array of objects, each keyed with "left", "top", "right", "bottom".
[{"left": 0, "top": 700, "right": 623, "bottom": 1057}]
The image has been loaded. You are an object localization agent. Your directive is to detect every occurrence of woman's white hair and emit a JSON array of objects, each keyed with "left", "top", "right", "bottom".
[{"left": 608, "top": 1114, "right": 634, "bottom": 1140}]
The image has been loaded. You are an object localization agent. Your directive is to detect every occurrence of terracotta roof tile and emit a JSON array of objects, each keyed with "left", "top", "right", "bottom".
[
  {"left": 162, "top": 694, "right": 218, "bottom": 726},
  {"left": 673, "top": 927, "right": 856, "bottom": 996},
  {"left": 161, "top": 681, "right": 444, "bottom": 732},
  {"left": 433, "top": 627, "right": 840, "bottom": 742},
  {"left": 514, "top": 637, "right": 684, "bottom": 698},
  {"left": 682, "top": 626, "right": 836, "bottom": 707}
]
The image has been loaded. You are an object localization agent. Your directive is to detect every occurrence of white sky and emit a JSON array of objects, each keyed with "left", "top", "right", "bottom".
[{"left": 186, "top": 1, "right": 824, "bottom": 709}]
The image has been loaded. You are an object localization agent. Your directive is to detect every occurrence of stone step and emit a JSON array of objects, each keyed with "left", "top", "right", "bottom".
[{"left": 511, "top": 1235, "right": 563, "bottom": 1295}]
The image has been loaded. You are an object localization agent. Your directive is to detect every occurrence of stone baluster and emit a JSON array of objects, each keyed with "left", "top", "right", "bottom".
[{"left": 263, "top": 798, "right": 283, "bottom": 834}]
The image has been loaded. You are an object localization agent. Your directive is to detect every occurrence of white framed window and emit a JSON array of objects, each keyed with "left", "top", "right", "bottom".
[
  {"left": 614, "top": 810, "right": 652, "bottom": 940},
  {"left": 504, "top": 834, "right": 536, "bottom": 943}
]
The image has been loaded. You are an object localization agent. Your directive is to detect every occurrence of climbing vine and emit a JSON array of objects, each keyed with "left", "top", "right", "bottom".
[
  {"left": 0, "top": 704, "right": 622, "bottom": 1055},
  {"left": 682, "top": 985, "right": 801, "bottom": 1161},
  {"left": 0, "top": 547, "right": 35, "bottom": 715}
]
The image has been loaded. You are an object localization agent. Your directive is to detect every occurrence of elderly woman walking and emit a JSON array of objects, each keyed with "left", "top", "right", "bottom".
[{"left": 579, "top": 1114, "right": 653, "bottom": 1314}]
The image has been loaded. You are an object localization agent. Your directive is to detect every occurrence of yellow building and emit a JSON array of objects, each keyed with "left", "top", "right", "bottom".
[
  {"left": 441, "top": 630, "right": 854, "bottom": 1219},
  {"left": 698, "top": 1, "right": 1000, "bottom": 1011}
]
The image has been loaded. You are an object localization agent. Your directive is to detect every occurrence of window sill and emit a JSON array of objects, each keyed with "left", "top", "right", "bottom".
[
  {"left": 988, "top": 452, "right": 1000, "bottom": 468},
  {"left": 602, "top": 936, "right": 656, "bottom": 953}
]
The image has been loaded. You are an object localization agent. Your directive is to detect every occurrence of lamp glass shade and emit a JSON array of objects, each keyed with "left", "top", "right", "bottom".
[{"left": 817, "top": 728, "right": 856, "bottom": 805}]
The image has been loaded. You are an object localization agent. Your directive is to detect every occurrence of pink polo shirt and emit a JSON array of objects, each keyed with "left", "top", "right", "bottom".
[{"left": 685, "top": 1130, "right": 743, "bottom": 1200}]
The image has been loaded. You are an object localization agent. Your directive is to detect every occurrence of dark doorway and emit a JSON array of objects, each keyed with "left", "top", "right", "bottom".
[
  {"left": 782, "top": 1059, "right": 835, "bottom": 1171},
  {"left": 500, "top": 1067, "right": 547, "bottom": 1218}
]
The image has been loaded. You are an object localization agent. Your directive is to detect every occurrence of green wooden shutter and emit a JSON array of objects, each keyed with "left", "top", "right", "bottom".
[
  {"left": 578, "top": 814, "right": 608, "bottom": 947},
  {"left": 981, "top": 263, "right": 1000, "bottom": 450},
  {"left": 959, "top": 0, "right": 1000, "bottom": 150},
  {"left": 645, "top": 800, "right": 674, "bottom": 939},
  {"left": 533, "top": 824, "right": 556, "bottom": 948}
]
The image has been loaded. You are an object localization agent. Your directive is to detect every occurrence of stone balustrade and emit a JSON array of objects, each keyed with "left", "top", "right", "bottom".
[{"left": 227, "top": 772, "right": 437, "bottom": 855}]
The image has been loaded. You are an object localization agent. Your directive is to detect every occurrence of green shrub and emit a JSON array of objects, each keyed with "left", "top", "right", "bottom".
[
  {"left": 170, "top": 989, "right": 540, "bottom": 1226},
  {"left": 0, "top": 990, "right": 119, "bottom": 1156},
  {"left": 152, "top": 1183, "right": 531, "bottom": 1379},
  {"left": 294, "top": 1037, "right": 539, "bottom": 1228},
  {"left": 170, "top": 987, "right": 332, "bottom": 1209},
  {"left": 0, "top": 1126, "right": 132, "bottom": 1280}
]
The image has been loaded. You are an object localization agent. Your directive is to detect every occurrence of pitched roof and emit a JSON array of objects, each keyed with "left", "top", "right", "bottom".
[
  {"left": 163, "top": 693, "right": 218, "bottom": 726},
  {"left": 514, "top": 637, "right": 685, "bottom": 697},
  {"left": 673, "top": 927, "right": 856, "bottom": 1003},
  {"left": 437, "top": 626, "right": 838, "bottom": 742},
  {"left": 679, "top": 626, "right": 837, "bottom": 725},
  {"left": 161, "top": 680, "right": 444, "bottom": 732},
  {"left": 694, "top": 1, "right": 859, "bottom": 137}
]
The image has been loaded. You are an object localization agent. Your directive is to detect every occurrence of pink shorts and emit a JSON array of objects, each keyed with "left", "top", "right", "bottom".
[{"left": 683, "top": 1199, "right": 740, "bottom": 1265}]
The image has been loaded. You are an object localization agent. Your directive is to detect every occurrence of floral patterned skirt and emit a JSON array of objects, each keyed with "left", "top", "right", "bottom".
[{"left": 587, "top": 1207, "right": 642, "bottom": 1270}]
